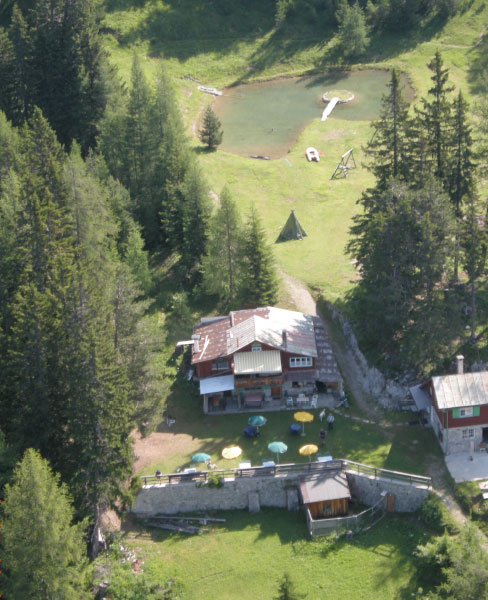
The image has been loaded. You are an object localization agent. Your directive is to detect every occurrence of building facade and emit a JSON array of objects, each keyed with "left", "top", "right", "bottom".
[{"left": 184, "top": 307, "right": 342, "bottom": 413}]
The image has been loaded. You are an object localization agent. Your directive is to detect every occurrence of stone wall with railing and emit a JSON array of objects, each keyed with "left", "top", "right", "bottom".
[{"left": 132, "top": 460, "right": 431, "bottom": 517}]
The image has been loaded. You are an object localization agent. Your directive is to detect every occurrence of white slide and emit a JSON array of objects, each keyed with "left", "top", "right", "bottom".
[{"left": 321, "top": 96, "right": 339, "bottom": 121}]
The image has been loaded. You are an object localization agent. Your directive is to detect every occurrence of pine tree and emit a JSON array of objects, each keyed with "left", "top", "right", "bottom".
[
  {"left": 202, "top": 185, "right": 244, "bottom": 305},
  {"left": 364, "top": 68, "right": 410, "bottom": 189},
  {"left": 200, "top": 105, "right": 223, "bottom": 150},
  {"left": 413, "top": 51, "right": 454, "bottom": 186},
  {"left": 180, "top": 160, "right": 211, "bottom": 274},
  {"left": 347, "top": 179, "right": 456, "bottom": 363},
  {"left": 336, "top": 0, "right": 370, "bottom": 58},
  {"left": 462, "top": 192, "right": 485, "bottom": 340},
  {"left": 2, "top": 449, "right": 89, "bottom": 599},
  {"left": 241, "top": 206, "right": 279, "bottom": 307}
]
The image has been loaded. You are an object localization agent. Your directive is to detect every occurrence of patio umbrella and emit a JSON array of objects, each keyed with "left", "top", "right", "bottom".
[
  {"left": 267, "top": 441, "right": 288, "bottom": 464},
  {"left": 222, "top": 446, "right": 242, "bottom": 460},
  {"left": 248, "top": 415, "right": 267, "bottom": 431},
  {"left": 191, "top": 452, "right": 211, "bottom": 464},
  {"left": 299, "top": 444, "right": 319, "bottom": 462},
  {"left": 294, "top": 411, "right": 314, "bottom": 436}
]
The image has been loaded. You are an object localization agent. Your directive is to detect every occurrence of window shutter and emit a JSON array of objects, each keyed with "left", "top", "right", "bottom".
[
  {"left": 452, "top": 408, "right": 460, "bottom": 419},
  {"left": 473, "top": 406, "right": 480, "bottom": 417}
]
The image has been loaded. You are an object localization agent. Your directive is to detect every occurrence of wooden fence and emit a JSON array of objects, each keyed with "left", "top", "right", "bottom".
[{"left": 141, "top": 459, "right": 432, "bottom": 488}]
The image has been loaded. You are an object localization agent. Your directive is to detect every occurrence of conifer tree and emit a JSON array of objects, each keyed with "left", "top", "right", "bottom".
[
  {"left": 241, "top": 206, "right": 279, "bottom": 307},
  {"left": 336, "top": 0, "right": 370, "bottom": 58},
  {"left": 202, "top": 185, "right": 244, "bottom": 306},
  {"left": 2, "top": 449, "right": 89, "bottom": 599},
  {"left": 413, "top": 52, "right": 454, "bottom": 186},
  {"left": 200, "top": 105, "right": 223, "bottom": 150},
  {"left": 275, "top": 573, "right": 305, "bottom": 600},
  {"left": 364, "top": 68, "right": 410, "bottom": 189},
  {"left": 180, "top": 160, "right": 211, "bottom": 273}
]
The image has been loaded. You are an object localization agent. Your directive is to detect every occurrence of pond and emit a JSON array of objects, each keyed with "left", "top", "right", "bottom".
[{"left": 212, "top": 70, "right": 414, "bottom": 159}]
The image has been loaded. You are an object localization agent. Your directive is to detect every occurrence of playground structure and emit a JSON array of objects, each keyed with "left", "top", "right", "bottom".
[
  {"left": 321, "top": 97, "right": 339, "bottom": 122},
  {"left": 330, "top": 149, "right": 356, "bottom": 179}
]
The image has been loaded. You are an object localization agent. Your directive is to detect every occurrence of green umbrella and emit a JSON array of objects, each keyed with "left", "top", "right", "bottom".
[
  {"left": 192, "top": 453, "right": 211, "bottom": 464},
  {"left": 267, "top": 441, "right": 288, "bottom": 464},
  {"left": 248, "top": 415, "right": 267, "bottom": 431}
]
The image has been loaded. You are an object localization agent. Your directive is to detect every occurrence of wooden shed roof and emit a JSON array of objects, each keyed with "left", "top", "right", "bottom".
[{"left": 300, "top": 471, "right": 351, "bottom": 504}]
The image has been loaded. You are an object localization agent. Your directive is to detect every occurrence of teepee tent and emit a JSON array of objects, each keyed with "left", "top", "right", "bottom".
[{"left": 276, "top": 210, "right": 307, "bottom": 242}]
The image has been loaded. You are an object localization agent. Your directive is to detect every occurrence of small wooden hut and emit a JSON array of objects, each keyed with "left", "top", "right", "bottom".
[{"left": 300, "top": 471, "right": 351, "bottom": 518}]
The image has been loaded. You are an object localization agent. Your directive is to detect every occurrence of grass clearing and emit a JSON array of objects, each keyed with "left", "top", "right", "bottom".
[{"left": 110, "top": 511, "right": 430, "bottom": 599}]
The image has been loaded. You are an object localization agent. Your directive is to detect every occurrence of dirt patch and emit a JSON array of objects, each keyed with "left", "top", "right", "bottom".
[
  {"left": 321, "top": 129, "right": 347, "bottom": 142},
  {"left": 131, "top": 429, "right": 200, "bottom": 474}
]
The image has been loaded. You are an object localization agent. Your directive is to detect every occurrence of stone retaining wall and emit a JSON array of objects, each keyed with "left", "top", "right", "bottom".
[
  {"left": 133, "top": 468, "right": 429, "bottom": 517},
  {"left": 346, "top": 471, "right": 430, "bottom": 512}
]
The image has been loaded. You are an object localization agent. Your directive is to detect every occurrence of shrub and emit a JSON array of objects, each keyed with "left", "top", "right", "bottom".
[{"left": 417, "top": 492, "right": 459, "bottom": 534}]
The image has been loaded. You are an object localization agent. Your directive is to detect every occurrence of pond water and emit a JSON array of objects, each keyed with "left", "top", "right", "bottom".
[{"left": 212, "top": 70, "right": 414, "bottom": 159}]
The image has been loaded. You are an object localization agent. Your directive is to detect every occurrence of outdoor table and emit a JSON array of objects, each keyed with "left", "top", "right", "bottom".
[
  {"left": 296, "top": 395, "right": 309, "bottom": 406},
  {"left": 317, "top": 456, "right": 333, "bottom": 462},
  {"left": 184, "top": 468, "right": 197, "bottom": 474},
  {"left": 239, "top": 461, "right": 252, "bottom": 469},
  {"left": 262, "top": 460, "right": 276, "bottom": 468},
  {"left": 244, "top": 393, "right": 263, "bottom": 408}
]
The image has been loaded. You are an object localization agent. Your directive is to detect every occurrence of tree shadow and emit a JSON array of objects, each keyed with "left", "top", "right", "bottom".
[{"left": 467, "top": 27, "right": 488, "bottom": 94}]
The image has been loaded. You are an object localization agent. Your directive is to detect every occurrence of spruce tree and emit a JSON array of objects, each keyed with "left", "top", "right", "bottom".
[
  {"left": 2, "top": 449, "right": 89, "bottom": 599},
  {"left": 241, "top": 206, "right": 279, "bottom": 307},
  {"left": 202, "top": 185, "right": 244, "bottom": 306},
  {"left": 275, "top": 573, "right": 305, "bottom": 600},
  {"left": 364, "top": 68, "right": 410, "bottom": 189},
  {"left": 413, "top": 52, "right": 454, "bottom": 186},
  {"left": 179, "top": 161, "right": 211, "bottom": 274},
  {"left": 336, "top": 0, "right": 370, "bottom": 58},
  {"left": 200, "top": 105, "right": 223, "bottom": 150}
]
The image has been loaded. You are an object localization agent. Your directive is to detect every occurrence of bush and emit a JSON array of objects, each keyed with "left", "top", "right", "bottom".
[
  {"left": 207, "top": 473, "right": 224, "bottom": 488},
  {"left": 417, "top": 492, "right": 459, "bottom": 534}
]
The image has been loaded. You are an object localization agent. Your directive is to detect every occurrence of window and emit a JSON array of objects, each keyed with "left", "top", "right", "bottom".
[
  {"left": 212, "top": 358, "right": 229, "bottom": 370},
  {"left": 459, "top": 407, "right": 473, "bottom": 418},
  {"left": 289, "top": 357, "right": 312, "bottom": 368},
  {"left": 462, "top": 428, "right": 475, "bottom": 439},
  {"left": 251, "top": 342, "right": 262, "bottom": 352}
]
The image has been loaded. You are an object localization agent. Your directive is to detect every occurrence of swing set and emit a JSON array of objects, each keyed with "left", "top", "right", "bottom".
[{"left": 330, "top": 148, "right": 356, "bottom": 180}]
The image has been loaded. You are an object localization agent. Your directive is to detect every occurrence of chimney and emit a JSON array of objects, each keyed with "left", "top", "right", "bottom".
[
  {"left": 191, "top": 334, "right": 200, "bottom": 353},
  {"left": 230, "top": 312, "right": 235, "bottom": 327},
  {"left": 282, "top": 329, "right": 287, "bottom": 349},
  {"left": 456, "top": 355, "right": 464, "bottom": 375}
]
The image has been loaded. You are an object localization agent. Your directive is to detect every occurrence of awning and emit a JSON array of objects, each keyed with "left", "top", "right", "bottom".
[
  {"left": 234, "top": 350, "right": 282, "bottom": 375},
  {"left": 409, "top": 384, "right": 431, "bottom": 411},
  {"left": 199, "top": 375, "right": 234, "bottom": 395},
  {"left": 300, "top": 472, "right": 351, "bottom": 504}
]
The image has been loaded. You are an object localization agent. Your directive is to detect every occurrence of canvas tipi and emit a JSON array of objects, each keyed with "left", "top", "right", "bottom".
[{"left": 276, "top": 210, "right": 307, "bottom": 242}]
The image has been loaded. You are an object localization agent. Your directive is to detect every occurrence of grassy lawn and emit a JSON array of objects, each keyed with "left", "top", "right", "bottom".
[
  {"left": 107, "top": 511, "right": 430, "bottom": 599},
  {"left": 136, "top": 372, "right": 442, "bottom": 479}
]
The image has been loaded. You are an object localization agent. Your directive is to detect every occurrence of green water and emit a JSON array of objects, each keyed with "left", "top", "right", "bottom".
[{"left": 213, "top": 70, "right": 414, "bottom": 159}]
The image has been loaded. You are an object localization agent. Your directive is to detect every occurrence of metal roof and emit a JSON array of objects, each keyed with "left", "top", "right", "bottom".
[
  {"left": 300, "top": 471, "right": 351, "bottom": 504},
  {"left": 409, "top": 384, "right": 431, "bottom": 411},
  {"left": 199, "top": 375, "right": 235, "bottom": 395},
  {"left": 226, "top": 308, "right": 317, "bottom": 357},
  {"left": 432, "top": 372, "right": 488, "bottom": 410},
  {"left": 234, "top": 350, "right": 282, "bottom": 375}
]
